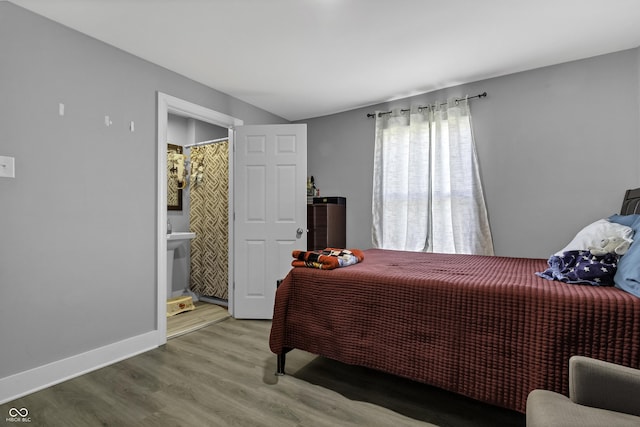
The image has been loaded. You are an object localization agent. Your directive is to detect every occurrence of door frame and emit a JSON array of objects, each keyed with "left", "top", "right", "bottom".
[{"left": 156, "top": 92, "right": 243, "bottom": 345}]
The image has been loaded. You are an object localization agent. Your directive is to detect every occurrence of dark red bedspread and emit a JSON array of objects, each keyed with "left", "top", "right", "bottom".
[{"left": 269, "top": 248, "right": 640, "bottom": 413}]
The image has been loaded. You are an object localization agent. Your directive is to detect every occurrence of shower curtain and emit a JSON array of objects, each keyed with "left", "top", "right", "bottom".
[{"left": 189, "top": 141, "right": 229, "bottom": 299}]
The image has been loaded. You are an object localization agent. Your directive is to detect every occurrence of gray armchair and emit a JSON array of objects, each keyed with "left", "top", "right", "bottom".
[{"left": 526, "top": 355, "right": 640, "bottom": 426}]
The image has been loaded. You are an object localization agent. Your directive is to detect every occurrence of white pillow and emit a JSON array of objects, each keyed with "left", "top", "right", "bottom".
[{"left": 555, "top": 219, "right": 633, "bottom": 256}]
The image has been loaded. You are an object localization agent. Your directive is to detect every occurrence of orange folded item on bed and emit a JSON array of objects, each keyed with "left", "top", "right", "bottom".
[{"left": 291, "top": 248, "right": 365, "bottom": 270}]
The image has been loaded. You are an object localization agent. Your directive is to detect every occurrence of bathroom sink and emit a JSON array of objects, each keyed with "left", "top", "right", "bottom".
[
  {"left": 166, "top": 232, "right": 196, "bottom": 300},
  {"left": 167, "top": 232, "right": 196, "bottom": 250}
]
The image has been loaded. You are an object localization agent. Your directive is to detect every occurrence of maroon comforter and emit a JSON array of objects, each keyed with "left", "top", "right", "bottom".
[{"left": 269, "top": 248, "right": 640, "bottom": 413}]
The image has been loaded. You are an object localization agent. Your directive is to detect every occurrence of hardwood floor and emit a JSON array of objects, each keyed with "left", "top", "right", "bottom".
[{"left": 2, "top": 319, "right": 525, "bottom": 427}]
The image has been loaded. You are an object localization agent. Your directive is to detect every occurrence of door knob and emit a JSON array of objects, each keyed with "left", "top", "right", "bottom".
[{"left": 296, "top": 228, "right": 304, "bottom": 238}]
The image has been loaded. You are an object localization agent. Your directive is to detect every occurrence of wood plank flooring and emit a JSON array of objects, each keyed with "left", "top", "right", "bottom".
[
  {"left": 167, "top": 301, "right": 230, "bottom": 339},
  {"left": 2, "top": 319, "right": 525, "bottom": 427}
]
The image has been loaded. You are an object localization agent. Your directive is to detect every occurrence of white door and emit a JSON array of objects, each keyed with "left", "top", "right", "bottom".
[{"left": 233, "top": 124, "right": 307, "bottom": 319}]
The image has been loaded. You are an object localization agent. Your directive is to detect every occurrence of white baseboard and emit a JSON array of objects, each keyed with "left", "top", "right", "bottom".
[{"left": 0, "top": 330, "right": 160, "bottom": 405}]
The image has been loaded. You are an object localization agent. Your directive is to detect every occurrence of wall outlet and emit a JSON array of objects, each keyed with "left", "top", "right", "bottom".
[{"left": 0, "top": 156, "right": 15, "bottom": 178}]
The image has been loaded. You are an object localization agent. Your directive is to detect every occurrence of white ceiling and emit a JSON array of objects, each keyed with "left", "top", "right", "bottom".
[{"left": 10, "top": 0, "right": 640, "bottom": 121}]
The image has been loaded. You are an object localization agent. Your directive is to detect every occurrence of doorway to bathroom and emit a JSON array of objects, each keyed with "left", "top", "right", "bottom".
[
  {"left": 156, "top": 92, "right": 307, "bottom": 345},
  {"left": 157, "top": 92, "right": 242, "bottom": 344},
  {"left": 166, "top": 115, "right": 231, "bottom": 338},
  {"left": 167, "top": 115, "right": 230, "bottom": 302}
]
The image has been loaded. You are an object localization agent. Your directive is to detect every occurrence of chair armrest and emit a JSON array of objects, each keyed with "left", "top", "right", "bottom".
[{"left": 570, "top": 355, "right": 640, "bottom": 417}]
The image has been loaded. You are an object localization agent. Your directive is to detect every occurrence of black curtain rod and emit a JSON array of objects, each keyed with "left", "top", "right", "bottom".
[{"left": 366, "top": 91, "right": 487, "bottom": 118}]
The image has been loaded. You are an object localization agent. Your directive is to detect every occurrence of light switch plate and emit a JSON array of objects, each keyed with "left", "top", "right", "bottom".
[{"left": 0, "top": 156, "right": 15, "bottom": 178}]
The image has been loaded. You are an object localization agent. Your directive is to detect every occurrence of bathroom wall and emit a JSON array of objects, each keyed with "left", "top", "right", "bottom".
[{"left": 0, "top": 2, "right": 287, "bottom": 402}]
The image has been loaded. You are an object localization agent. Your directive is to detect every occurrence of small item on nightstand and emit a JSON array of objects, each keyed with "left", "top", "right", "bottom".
[
  {"left": 167, "top": 219, "right": 172, "bottom": 235},
  {"left": 309, "top": 176, "right": 317, "bottom": 196}
]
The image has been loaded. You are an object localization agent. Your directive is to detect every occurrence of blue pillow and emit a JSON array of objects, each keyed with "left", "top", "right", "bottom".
[{"left": 608, "top": 214, "right": 640, "bottom": 297}]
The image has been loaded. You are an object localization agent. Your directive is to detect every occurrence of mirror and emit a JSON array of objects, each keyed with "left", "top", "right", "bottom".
[{"left": 167, "top": 143, "right": 183, "bottom": 211}]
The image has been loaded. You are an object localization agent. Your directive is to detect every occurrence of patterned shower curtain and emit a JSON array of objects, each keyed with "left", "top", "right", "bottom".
[{"left": 189, "top": 141, "right": 229, "bottom": 299}]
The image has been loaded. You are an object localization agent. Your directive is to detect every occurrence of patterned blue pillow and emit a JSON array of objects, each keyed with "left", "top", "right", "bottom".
[{"left": 608, "top": 214, "right": 640, "bottom": 297}]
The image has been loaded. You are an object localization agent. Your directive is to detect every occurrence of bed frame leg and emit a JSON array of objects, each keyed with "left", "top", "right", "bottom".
[{"left": 275, "top": 353, "right": 286, "bottom": 376}]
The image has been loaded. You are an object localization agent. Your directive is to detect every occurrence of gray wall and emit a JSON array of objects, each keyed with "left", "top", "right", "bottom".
[
  {"left": 195, "top": 119, "right": 228, "bottom": 143},
  {"left": 0, "top": 2, "right": 285, "bottom": 382},
  {"left": 302, "top": 48, "right": 640, "bottom": 258}
]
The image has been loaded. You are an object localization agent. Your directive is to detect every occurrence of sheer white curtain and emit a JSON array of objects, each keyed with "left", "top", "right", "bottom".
[{"left": 371, "top": 98, "right": 494, "bottom": 255}]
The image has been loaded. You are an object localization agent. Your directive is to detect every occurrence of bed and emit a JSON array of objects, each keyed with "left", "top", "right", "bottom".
[{"left": 269, "top": 189, "right": 640, "bottom": 413}]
